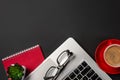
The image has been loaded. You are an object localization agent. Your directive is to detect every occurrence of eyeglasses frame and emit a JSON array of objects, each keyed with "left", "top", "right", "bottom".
[{"left": 44, "top": 50, "right": 74, "bottom": 80}]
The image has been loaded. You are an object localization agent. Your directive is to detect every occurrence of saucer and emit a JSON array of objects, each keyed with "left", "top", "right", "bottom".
[{"left": 95, "top": 39, "right": 120, "bottom": 74}]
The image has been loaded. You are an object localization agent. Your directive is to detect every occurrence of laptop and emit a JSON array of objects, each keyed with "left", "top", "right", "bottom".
[{"left": 25, "top": 37, "right": 112, "bottom": 80}]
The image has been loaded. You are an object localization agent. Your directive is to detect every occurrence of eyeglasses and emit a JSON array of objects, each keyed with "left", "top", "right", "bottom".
[{"left": 44, "top": 50, "right": 74, "bottom": 80}]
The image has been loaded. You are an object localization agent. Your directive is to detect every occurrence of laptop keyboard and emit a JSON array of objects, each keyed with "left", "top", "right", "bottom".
[{"left": 63, "top": 61, "right": 102, "bottom": 80}]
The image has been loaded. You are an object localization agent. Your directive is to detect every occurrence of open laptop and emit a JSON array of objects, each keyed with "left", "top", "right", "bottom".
[{"left": 25, "top": 37, "right": 112, "bottom": 80}]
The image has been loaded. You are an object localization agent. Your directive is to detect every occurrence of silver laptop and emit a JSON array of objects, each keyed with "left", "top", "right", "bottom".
[{"left": 25, "top": 37, "right": 112, "bottom": 80}]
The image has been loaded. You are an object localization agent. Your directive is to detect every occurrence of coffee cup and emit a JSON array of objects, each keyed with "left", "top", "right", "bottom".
[
  {"left": 104, "top": 44, "right": 120, "bottom": 68},
  {"left": 95, "top": 39, "right": 120, "bottom": 74}
]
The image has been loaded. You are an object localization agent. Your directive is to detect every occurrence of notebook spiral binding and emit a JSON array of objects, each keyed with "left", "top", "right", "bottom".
[{"left": 2, "top": 45, "right": 39, "bottom": 61}]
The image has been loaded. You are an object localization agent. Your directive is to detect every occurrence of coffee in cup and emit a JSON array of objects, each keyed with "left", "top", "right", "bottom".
[{"left": 104, "top": 44, "right": 120, "bottom": 67}]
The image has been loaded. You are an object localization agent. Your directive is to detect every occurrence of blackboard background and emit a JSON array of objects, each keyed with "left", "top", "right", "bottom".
[{"left": 1, "top": 0, "right": 120, "bottom": 80}]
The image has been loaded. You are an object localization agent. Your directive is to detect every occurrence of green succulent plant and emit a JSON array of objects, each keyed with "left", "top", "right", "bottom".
[{"left": 7, "top": 63, "right": 24, "bottom": 80}]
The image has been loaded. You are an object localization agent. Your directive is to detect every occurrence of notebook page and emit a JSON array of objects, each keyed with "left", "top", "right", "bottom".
[{"left": 2, "top": 45, "right": 44, "bottom": 77}]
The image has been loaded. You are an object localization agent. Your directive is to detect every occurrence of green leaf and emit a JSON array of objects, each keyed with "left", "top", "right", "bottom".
[{"left": 7, "top": 63, "right": 24, "bottom": 80}]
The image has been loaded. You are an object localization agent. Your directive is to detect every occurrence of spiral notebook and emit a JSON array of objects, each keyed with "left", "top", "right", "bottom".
[{"left": 2, "top": 45, "right": 44, "bottom": 77}]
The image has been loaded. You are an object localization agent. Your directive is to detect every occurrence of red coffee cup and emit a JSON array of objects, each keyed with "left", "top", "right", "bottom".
[{"left": 95, "top": 39, "right": 120, "bottom": 74}]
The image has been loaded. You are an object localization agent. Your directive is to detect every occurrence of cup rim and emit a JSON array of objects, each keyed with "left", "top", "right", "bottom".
[{"left": 103, "top": 44, "right": 120, "bottom": 68}]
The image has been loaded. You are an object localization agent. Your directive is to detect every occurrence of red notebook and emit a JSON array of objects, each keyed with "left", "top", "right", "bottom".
[{"left": 2, "top": 45, "right": 44, "bottom": 77}]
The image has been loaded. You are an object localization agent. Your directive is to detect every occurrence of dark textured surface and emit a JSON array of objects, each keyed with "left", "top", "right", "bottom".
[{"left": 1, "top": 0, "right": 120, "bottom": 79}]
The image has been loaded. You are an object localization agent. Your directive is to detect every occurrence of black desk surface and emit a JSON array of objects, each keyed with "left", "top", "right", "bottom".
[{"left": 1, "top": 0, "right": 120, "bottom": 79}]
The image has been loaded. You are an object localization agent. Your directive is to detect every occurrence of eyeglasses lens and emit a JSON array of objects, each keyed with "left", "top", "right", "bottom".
[{"left": 58, "top": 52, "right": 69, "bottom": 66}]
